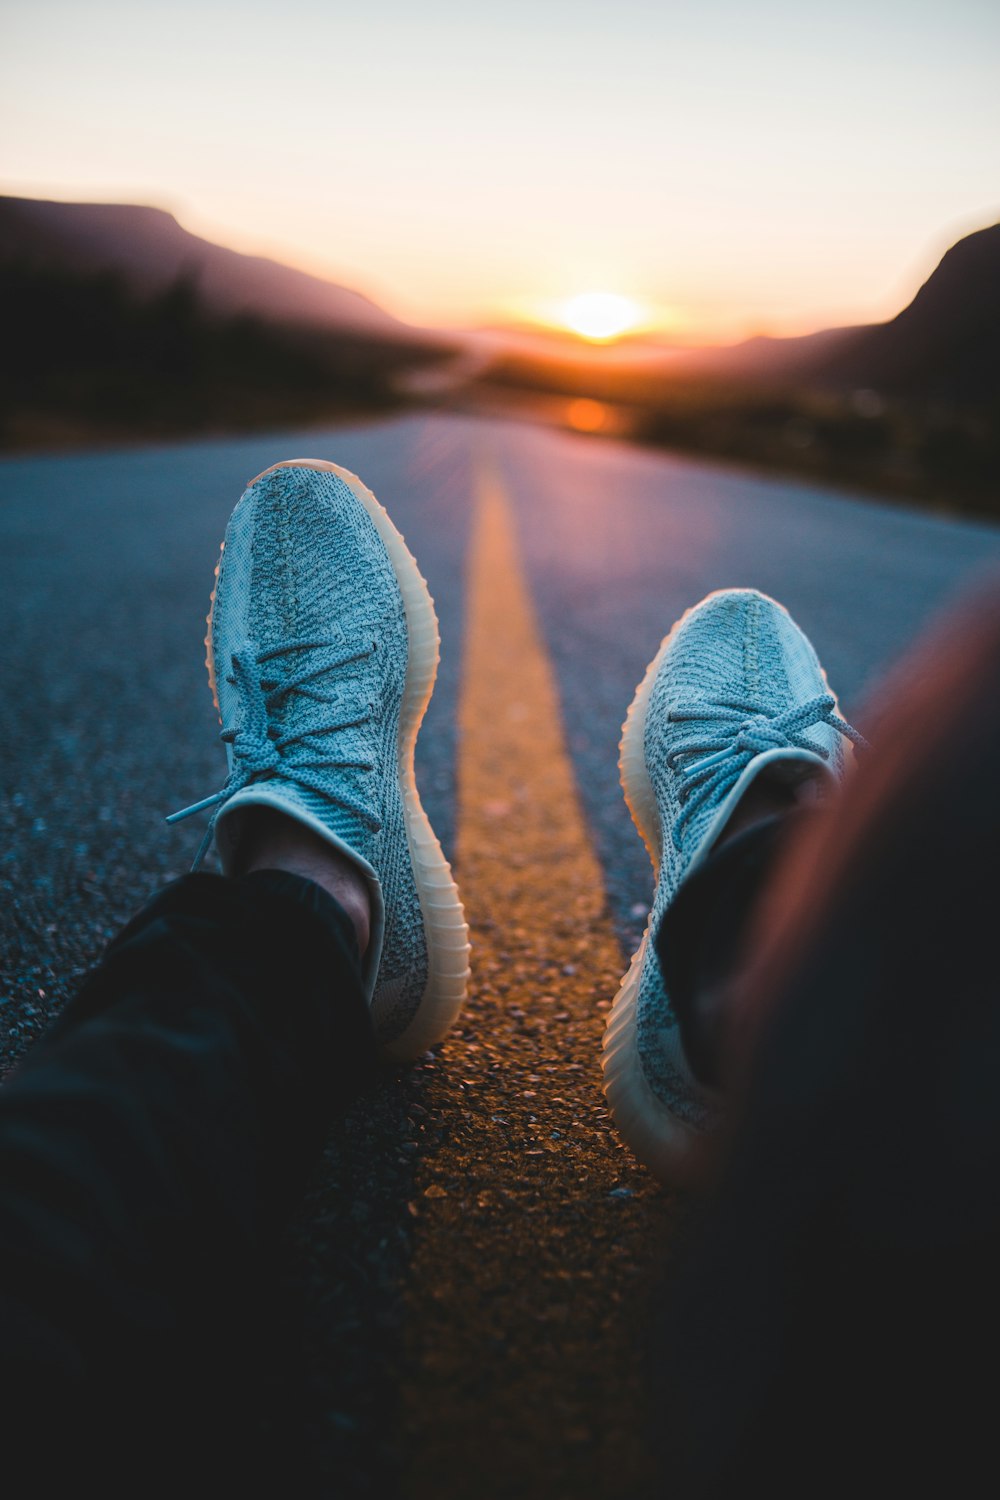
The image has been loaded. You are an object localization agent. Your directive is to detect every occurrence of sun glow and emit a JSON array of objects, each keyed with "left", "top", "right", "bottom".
[{"left": 559, "top": 292, "right": 643, "bottom": 342}]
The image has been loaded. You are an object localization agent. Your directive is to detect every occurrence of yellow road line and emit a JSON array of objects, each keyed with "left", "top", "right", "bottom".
[{"left": 401, "top": 451, "right": 676, "bottom": 1499}]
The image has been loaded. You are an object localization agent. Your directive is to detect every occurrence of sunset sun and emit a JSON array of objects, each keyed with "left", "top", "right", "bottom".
[{"left": 560, "top": 292, "right": 642, "bottom": 342}]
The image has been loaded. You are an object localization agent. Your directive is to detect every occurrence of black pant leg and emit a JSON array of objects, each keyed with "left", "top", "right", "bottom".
[
  {"left": 650, "top": 591, "right": 1000, "bottom": 1498},
  {"left": 0, "top": 869, "right": 376, "bottom": 1489},
  {"left": 655, "top": 813, "right": 809, "bottom": 1087}
]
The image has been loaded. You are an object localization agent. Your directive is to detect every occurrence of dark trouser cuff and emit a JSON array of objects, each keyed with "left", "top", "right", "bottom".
[{"left": 655, "top": 812, "right": 810, "bottom": 1087}]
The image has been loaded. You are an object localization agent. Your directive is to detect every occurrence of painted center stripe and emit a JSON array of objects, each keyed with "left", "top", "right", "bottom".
[{"left": 401, "top": 454, "right": 675, "bottom": 1499}]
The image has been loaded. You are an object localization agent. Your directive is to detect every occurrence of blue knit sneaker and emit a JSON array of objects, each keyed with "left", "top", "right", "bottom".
[
  {"left": 168, "top": 459, "right": 470, "bottom": 1060},
  {"left": 602, "top": 589, "right": 867, "bottom": 1185}
]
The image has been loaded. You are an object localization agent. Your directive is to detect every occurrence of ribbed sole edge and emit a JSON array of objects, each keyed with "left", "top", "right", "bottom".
[{"left": 601, "top": 608, "right": 708, "bottom": 1187}]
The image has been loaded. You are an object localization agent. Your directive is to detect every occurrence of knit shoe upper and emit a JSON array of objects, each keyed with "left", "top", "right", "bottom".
[
  {"left": 169, "top": 460, "right": 469, "bottom": 1059},
  {"left": 603, "top": 588, "right": 867, "bottom": 1185}
]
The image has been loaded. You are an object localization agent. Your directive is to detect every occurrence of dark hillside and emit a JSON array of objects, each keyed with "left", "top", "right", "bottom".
[
  {"left": 0, "top": 198, "right": 456, "bottom": 449},
  {"left": 0, "top": 196, "right": 412, "bottom": 338},
  {"left": 812, "top": 223, "right": 1000, "bottom": 404}
]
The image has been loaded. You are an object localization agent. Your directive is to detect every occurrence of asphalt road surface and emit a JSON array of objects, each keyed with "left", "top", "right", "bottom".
[{"left": 3, "top": 412, "right": 999, "bottom": 1495}]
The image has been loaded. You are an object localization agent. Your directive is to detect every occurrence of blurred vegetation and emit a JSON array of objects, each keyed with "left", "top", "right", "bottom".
[
  {"left": 471, "top": 351, "right": 1000, "bottom": 521},
  {"left": 4, "top": 260, "right": 997, "bottom": 526},
  {"left": 0, "top": 262, "right": 452, "bottom": 450}
]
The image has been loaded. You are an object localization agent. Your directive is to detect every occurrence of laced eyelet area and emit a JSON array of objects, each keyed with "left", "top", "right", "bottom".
[
  {"left": 665, "top": 693, "right": 869, "bottom": 848},
  {"left": 167, "top": 634, "right": 383, "bottom": 866}
]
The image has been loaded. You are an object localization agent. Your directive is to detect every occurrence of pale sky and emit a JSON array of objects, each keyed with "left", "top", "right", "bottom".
[{"left": 2, "top": 0, "right": 998, "bottom": 340}]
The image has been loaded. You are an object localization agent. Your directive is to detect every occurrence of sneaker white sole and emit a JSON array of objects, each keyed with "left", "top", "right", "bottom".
[
  {"left": 206, "top": 457, "right": 470, "bottom": 1063},
  {"left": 602, "top": 603, "right": 711, "bottom": 1188}
]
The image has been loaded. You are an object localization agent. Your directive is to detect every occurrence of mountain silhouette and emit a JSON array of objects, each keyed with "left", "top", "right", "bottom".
[
  {"left": 677, "top": 222, "right": 1000, "bottom": 405},
  {"left": 812, "top": 222, "right": 1000, "bottom": 403},
  {"left": 3, "top": 196, "right": 996, "bottom": 407},
  {"left": 0, "top": 196, "right": 416, "bottom": 340}
]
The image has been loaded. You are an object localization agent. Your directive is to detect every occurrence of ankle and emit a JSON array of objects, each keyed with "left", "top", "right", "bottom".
[
  {"left": 236, "top": 808, "right": 371, "bottom": 954},
  {"left": 716, "top": 768, "right": 812, "bottom": 849},
  {"left": 663, "top": 797, "right": 810, "bottom": 1088}
]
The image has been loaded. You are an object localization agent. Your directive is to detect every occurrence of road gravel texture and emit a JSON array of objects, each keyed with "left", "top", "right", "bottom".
[{"left": 2, "top": 412, "right": 998, "bottom": 1495}]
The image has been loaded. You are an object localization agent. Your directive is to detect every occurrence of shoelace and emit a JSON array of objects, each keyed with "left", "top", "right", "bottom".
[
  {"left": 167, "top": 635, "right": 382, "bottom": 868},
  {"left": 665, "top": 692, "right": 869, "bottom": 848}
]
